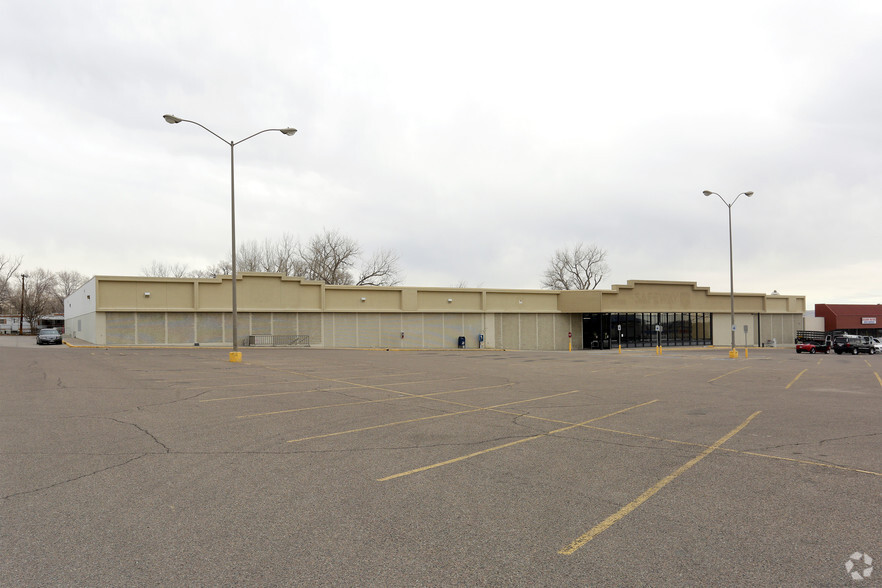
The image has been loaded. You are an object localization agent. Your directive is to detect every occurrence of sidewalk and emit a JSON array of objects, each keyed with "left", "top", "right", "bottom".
[{"left": 0, "top": 334, "right": 41, "bottom": 348}]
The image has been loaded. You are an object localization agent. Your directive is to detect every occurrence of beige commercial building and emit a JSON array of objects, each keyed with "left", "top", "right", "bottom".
[{"left": 64, "top": 273, "right": 804, "bottom": 350}]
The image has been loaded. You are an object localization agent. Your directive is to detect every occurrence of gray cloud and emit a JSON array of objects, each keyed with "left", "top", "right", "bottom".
[{"left": 1, "top": 0, "right": 880, "bottom": 308}]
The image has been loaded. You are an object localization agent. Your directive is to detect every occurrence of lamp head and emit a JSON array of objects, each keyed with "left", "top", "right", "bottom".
[
  {"left": 743, "top": 191, "right": 754, "bottom": 197},
  {"left": 702, "top": 190, "right": 713, "bottom": 197},
  {"left": 163, "top": 114, "right": 183, "bottom": 124},
  {"left": 280, "top": 127, "right": 297, "bottom": 136}
]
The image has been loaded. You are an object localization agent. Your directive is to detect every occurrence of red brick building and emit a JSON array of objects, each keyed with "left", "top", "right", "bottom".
[{"left": 815, "top": 304, "right": 882, "bottom": 336}]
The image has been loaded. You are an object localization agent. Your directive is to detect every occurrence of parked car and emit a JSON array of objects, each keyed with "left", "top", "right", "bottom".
[
  {"left": 833, "top": 334, "right": 875, "bottom": 355},
  {"left": 795, "top": 341, "right": 829, "bottom": 354},
  {"left": 872, "top": 337, "right": 882, "bottom": 353},
  {"left": 36, "top": 328, "right": 62, "bottom": 345}
]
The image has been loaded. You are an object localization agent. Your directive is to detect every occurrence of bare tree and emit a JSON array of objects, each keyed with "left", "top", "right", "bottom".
[
  {"left": 142, "top": 261, "right": 192, "bottom": 278},
  {"left": 298, "top": 229, "right": 360, "bottom": 285},
  {"left": 21, "top": 269, "right": 60, "bottom": 329},
  {"left": 356, "top": 248, "right": 402, "bottom": 286},
  {"left": 55, "top": 270, "right": 89, "bottom": 306},
  {"left": 152, "top": 229, "right": 403, "bottom": 286},
  {"left": 196, "top": 260, "right": 232, "bottom": 278},
  {"left": 259, "top": 232, "right": 300, "bottom": 274},
  {"left": 541, "top": 243, "right": 609, "bottom": 290},
  {"left": 233, "top": 240, "right": 264, "bottom": 273},
  {"left": 0, "top": 254, "right": 23, "bottom": 314},
  {"left": 205, "top": 232, "right": 303, "bottom": 277}
]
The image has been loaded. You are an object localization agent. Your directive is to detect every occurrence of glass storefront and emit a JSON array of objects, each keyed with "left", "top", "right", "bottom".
[{"left": 583, "top": 312, "right": 713, "bottom": 349}]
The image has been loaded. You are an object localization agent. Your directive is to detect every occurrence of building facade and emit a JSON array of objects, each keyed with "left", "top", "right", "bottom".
[
  {"left": 814, "top": 304, "right": 882, "bottom": 337},
  {"left": 64, "top": 274, "right": 805, "bottom": 350}
]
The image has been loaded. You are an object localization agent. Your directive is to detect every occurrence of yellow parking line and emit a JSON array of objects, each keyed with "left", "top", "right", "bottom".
[
  {"left": 266, "top": 369, "right": 471, "bottom": 401},
  {"left": 237, "top": 383, "right": 511, "bottom": 418},
  {"left": 288, "top": 389, "right": 583, "bottom": 443},
  {"left": 558, "top": 411, "right": 761, "bottom": 555},
  {"left": 204, "top": 376, "right": 465, "bottom": 403},
  {"left": 315, "top": 371, "right": 426, "bottom": 380},
  {"left": 735, "top": 450, "right": 882, "bottom": 477},
  {"left": 377, "top": 400, "right": 659, "bottom": 482},
  {"left": 579, "top": 424, "right": 882, "bottom": 478},
  {"left": 202, "top": 384, "right": 363, "bottom": 402},
  {"left": 708, "top": 366, "right": 750, "bottom": 382},
  {"left": 876, "top": 372, "right": 882, "bottom": 388},
  {"left": 785, "top": 369, "right": 807, "bottom": 389},
  {"left": 189, "top": 372, "right": 431, "bottom": 393}
]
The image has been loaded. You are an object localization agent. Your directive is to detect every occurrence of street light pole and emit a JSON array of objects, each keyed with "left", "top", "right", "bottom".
[
  {"left": 703, "top": 190, "right": 754, "bottom": 358},
  {"left": 163, "top": 115, "right": 297, "bottom": 362},
  {"left": 19, "top": 273, "right": 27, "bottom": 335}
]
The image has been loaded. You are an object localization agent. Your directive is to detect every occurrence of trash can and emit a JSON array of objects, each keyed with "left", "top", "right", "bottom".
[{"left": 457, "top": 336, "right": 466, "bottom": 349}]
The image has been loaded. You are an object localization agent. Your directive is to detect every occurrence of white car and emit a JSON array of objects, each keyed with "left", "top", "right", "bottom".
[{"left": 873, "top": 337, "right": 882, "bottom": 353}]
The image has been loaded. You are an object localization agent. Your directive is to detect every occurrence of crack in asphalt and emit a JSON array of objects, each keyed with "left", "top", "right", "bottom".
[
  {"left": 750, "top": 432, "right": 882, "bottom": 451},
  {"left": 133, "top": 387, "right": 214, "bottom": 410},
  {"left": 2, "top": 454, "right": 146, "bottom": 500},
  {"left": 104, "top": 417, "right": 171, "bottom": 453},
  {"left": 818, "top": 432, "right": 882, "bottom": 445}
]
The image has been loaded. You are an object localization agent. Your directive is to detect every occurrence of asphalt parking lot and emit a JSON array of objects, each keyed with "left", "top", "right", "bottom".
[{"left": 2, "top": 338, "right": 880, "bottom": 586}]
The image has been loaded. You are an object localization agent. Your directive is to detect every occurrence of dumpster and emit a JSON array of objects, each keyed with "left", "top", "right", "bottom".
[{"left": 457, "top": 336, "right": 466, "bottom": 349}]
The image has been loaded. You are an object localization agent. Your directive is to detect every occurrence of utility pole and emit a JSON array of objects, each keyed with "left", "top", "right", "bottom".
[{"left": 18, "top": 273, "right": 27, "bottom": 335}]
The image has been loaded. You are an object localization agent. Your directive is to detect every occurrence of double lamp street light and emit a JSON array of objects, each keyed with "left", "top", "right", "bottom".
[
  {"left": 163, "top": 115, "right": 297, "bottom": 362},
  {"left": 703, "top": 189, "right": 754, "bottom": 359}
]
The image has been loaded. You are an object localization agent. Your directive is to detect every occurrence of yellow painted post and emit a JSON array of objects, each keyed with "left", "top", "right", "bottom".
[
  {"left": 229, "top": 351, "right": 242, "bottom": 363},
  {"left": 744, "top": 347, "right": 748, "bottom": 359}
]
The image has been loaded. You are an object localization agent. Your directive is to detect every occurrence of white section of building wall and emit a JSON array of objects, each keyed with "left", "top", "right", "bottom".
[
  {"left": 712, "top": 313, "right": 757, "bottom": 346},
  {"left": 64, "top": 277, "right": 98, "bottom": 341},
  {"left": 804, "top": 316, "right": 825, "bottom": 331},
  {"left": 64, "top": 313, "right": 97, "bottom": 343}
]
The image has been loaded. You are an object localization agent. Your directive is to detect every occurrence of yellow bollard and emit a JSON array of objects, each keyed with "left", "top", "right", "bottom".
[
  {"left": 728, "top": 348, "right": 739, "bottom": 359},
  {"left": 744, "top": 347, "right": 748, "bottom": 359},
  {"left": 229, "top": 351, "right": 242, "bottom": 363}
]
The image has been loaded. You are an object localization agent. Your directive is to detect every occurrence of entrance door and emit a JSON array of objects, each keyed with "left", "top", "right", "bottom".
[{"left": 583, "top": 313, "right": 610, "bottom": 349}]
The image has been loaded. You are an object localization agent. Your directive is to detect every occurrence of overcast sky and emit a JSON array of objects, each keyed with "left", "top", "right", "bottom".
[{"left": 2, "top": 1, "right": 880, "bottom": 309}]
